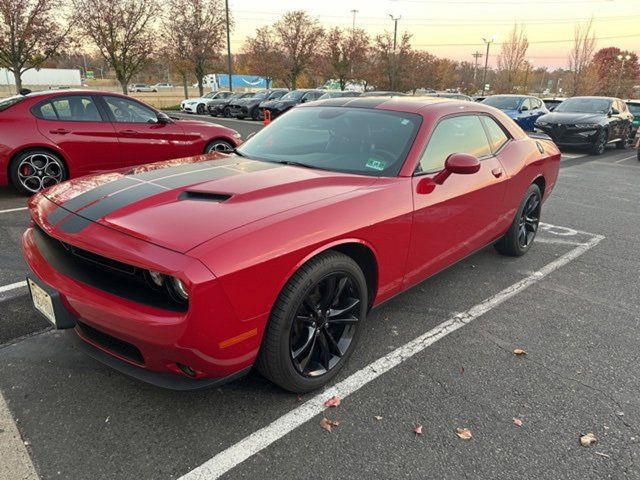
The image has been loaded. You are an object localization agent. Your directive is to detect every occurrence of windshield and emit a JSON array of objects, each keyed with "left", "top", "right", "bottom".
[
  {"left": 281, "top": 91, "right": 304, "bottom": 101},
  {"left": 204, "top": 92, "right": 217, "bottom": 98},
  {"left": 482, "top": 96, "right": 522, "bottom": 110},
  {"left": 627, "top": 103, "right": 640, "bottom": 115},
  {"left": 555, "top": 98, "right": 611, "bottom": 114},
  {"left": 237, "top": 106, "right": 421, "bottom": 177},
  {"left": 0, "top": 95, "right": 25, "bottom": 112},
  {"left": 252, "top": 92, "right": 268, "bottom": 99}
]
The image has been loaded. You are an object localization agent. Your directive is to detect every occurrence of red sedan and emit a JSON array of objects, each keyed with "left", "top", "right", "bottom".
[
  {"left": 0, "top": 90, "right": 241, "bottom": 194},
  {"left": 23, "top": 97, "right": 560, "bottom": 392}
]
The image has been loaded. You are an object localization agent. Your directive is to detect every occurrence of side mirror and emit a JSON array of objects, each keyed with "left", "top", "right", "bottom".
[
  {"left": 549, "top": 106, "right": 556, "bottom": 112},
  {"left": 157, "top": 112, "right": 172, "bottom": 124},
  {"left": 300, "top": 97, "right": 307, "bottom": 103},
  {"left": 433, "top": 153, "right": 480, "bottom": 185},
  {"left": 609, "top": 108, "right": 620, "bottom": 116}
]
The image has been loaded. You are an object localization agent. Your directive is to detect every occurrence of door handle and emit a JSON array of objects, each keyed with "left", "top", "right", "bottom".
[
  {"left": 491, "top": 168, "right": 503, "bottom": 178},
  {"left": 118, "top": 129, "right": 138, "bottom": 136},
  {"left": 49, "top": 128, "right": 70, "bottom": 135}
]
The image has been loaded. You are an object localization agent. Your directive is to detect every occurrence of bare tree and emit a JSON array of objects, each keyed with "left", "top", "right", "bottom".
[
  {"left": 160, "top": 28, "right": 193, "bottom": 99},
  {"left": 0, "top": 0, "right": 71, "bottom": 93},
  {"left": 371, "top": 31, "right": 412, "bottom": 91},
  {"left": 165, "top": 0, "right": 227, "bottom": 97},
  {"left": 273, "top": 11, "right": 324, "bottom": 89},
  {"left": 568, "top": 18, "right": 597, "bottom": 96},
  {"left": 496, "top": 24, "right": 529, "bottom": 93},
  {"left": 242, "top": 26, "right": 286, "bottom": 89},
  {"left": 73, "top": 0, "right": 156, "bottom": 94},
  {"left": 322, "top": 27, "right": 370, "bottom": 91}
]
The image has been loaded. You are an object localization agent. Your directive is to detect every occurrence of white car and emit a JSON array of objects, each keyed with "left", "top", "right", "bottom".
[
  {"left": 129, "top": 83, "right": 156, "bottom": 92},
  {"left": 151, "top": 83, "right": 173, "bottom": 90},
  {"left": 180, "top": 91, "right": 232, "bottom": 114}
]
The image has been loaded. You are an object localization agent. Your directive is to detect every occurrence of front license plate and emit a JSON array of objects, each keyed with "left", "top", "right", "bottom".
[{"left": 28, "top": 278, "right": 56, "bottom": 327}]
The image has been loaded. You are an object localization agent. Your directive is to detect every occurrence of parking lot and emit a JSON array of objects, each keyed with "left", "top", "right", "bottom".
[{"left": 1, "top": 118, "right": 639, "bottom": 479}]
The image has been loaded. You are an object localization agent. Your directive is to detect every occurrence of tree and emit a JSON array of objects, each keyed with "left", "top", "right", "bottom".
[
  {"left": 321, "top": 27, "right": 370, "bottom": 91},
  {"left": 592, "top": 47, "right": 639, "bottom": 97},
  {"left": 404, "top": 50, "right": 437, "bottom": 94},
  {"left": 242, "top": 26, "right": 286, "bottom": 89},
  {"left": 73, "top": 0, "right": 157, "bottom": 94},
  {"left": 568, "top": 18, "right": 597, "bottom": 96},
  {"left": 165, "top": 0, "right": 227, "bottom": 97},
  {"left": 370, "top": 31, "right": 412, "bottom": 91},
  {"left": 0, "top": 0, "right": 71, "bottom": 93},
  {"left": 273, "top": 11, "right": 324, "bottom": 89},
  {"left": 496, "top": 24, "right": 529, "bottom": 93}
]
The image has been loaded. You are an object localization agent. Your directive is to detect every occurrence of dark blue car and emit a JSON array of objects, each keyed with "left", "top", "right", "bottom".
[{"left": 481, "top": 95, "right": 548, "bottom": 131}]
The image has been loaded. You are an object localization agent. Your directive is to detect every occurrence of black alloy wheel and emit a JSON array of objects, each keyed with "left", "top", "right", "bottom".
[
  {"left": 223, "top": 106, "right": 231, "bottom": 118},
  {"left": 517, "top": 192, "right": 541, "bottom": 249},
  {"left": 494, "top": 183, "right": 542, "bottom": 257},
  {"left": 289, "top": 272, "right": 361, "bottom": 377},
  {"left": 196, "top": 103, "right": 205, "bottom": 115},
  {"left": 256, "top": 251, "right": 368, "bottom": 393},
  {"left": 591, "top": 129, "right": 607, "bottom": 155}
]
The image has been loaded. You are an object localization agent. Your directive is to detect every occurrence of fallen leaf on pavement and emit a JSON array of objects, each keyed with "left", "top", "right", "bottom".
[
  {"left": 513, "top": 348, "right": 527, "bottom": 356},
  {"left": 320, "top": 417, "right": 339, "bottom": 433},
  {"left": 413, "top": 425, "right": 423, "bottom": 435},
  {"left": 460, "top": 366, "right": 465, "bottom": 374},
  {"left": 295, "top": 395, "right": 302, "bottom": 402},
  {"left": 455, "top": 427, "right": 472, "bottom": 440},
  {"left": 323, "top": 395, "right": 341, "bottom": 408},
  {"left": 374, "top": 416, "right": 383, "bottom": 421},
  {"left": 580, "top": 433, "right": 597, "bottom": 446},
  {"left": 513, "top": 417, "right": 523, "bottom": 427}
]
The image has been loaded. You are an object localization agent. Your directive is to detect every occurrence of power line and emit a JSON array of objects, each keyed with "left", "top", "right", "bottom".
[{"left": 413, "top": 33, "right": 640, "bottom": 48}]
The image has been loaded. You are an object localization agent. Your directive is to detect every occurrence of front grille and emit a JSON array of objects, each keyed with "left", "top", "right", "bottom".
[
  {"left": 33, "top": 224, "right": 187, "bottom": 312},
  {"left": 77, "top": 321, "right": 145, "bottom": 365}
]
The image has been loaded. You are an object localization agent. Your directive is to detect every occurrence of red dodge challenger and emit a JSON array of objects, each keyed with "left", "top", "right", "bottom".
[
  {"left": 0, "top": 90, "right": 241, "bottom": 194},
  {"left": 23, "top": 97, "right": 560, "bottom": 392}
]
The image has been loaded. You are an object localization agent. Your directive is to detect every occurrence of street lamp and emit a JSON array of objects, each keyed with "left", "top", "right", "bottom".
[
  {"left": 481, "top": 36, "right": 495, "bottom": 95},
  {"left": 389, "top": 14, "right": 401, "bottom": 91},
  {"left": 523, "top": 59, "right": 533, "bottom": 93},
  {"left": 616, "top": 53, "right": 631, "bottom": 97}
]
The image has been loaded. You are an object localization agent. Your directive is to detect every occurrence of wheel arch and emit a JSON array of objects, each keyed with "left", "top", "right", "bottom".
[
  {"left": 8, "top": 145, "right": 70, "bottom": 187},
  {"left": 532, "top": 175, "right": 546, "bottom": 199}
]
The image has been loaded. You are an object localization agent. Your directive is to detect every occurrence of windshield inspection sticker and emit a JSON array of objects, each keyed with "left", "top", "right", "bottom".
[{"left": 366, "top": 158, "right": 387, "bottom": 171}]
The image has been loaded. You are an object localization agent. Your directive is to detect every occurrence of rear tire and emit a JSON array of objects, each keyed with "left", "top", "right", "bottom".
[
  {"left": 494, "top": 183, "right": 541, "bottom": 257},
  {"left": 9, "top": 149, "right": 67, "bottom": 196},
  {"left": 204, "top": 139, "right": 234, "bottom": 154},
  {"left": 616, "top": 126, "right": 631, "bottom": 149},
  {"left": 256, "top": 251, "right": 367, "bottom": 393},
  {"left": 251, "top": 107, "right": 261, "bottom": 121}
]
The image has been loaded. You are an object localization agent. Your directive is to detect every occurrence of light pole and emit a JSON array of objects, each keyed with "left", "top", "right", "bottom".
[
  {"left": 481, "top": 36, "right": 495, "bottom": 95},
  {"left": 224, "top": 0, "right": 233, "bottom": 92},
  {"left": 389, "top": 14, "right": 401, "bottom": 91},
  {"left": 523, "top": 59, "right": 533, "bottom": 93},
  {"left": 616, "top": 53, "right": 631, "bottom": 97},
  {"left": 350, "top": 9, "right": 358, "bottom": 31}
]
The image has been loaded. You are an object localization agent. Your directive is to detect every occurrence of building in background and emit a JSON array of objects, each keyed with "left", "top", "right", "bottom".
[{"left": 0, "top": 68, "right": 82, "bottom": 87}]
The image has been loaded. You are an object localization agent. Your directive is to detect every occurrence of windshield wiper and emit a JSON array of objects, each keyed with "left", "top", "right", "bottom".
[
  {"left": 273, "top": 160, "right": 319, "bottom": 170},
  {"left": 232, "top": 148, "right": 246, "bottom": 157}
]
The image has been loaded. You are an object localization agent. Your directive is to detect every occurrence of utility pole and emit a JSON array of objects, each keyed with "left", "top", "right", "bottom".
[
  {"left": 481, "top": 37, "right": 494, "bottom": 95},
  {"left": 350, "top": 9, "right": 358, "bottom": 31},
  {"left": 225, "top": 0, "right": 233, "bottom": 92},
  {"left": 471, "top": 50, "right": 483, "bottom": 84},
  {"left": 616, "top": 53, "right": 631, "bottom": 97},
  {"left": 389, "top": 14, "right": 401, "bottom": 91}
]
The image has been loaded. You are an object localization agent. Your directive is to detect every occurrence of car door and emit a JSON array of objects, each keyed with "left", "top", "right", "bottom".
[
  {"left": 32, "top": 94, "right": 121, "bottom": 176},
  {"left": 517, "top": 98, "right": 533, "bottom": 131},
  {"left": 99, "top": 95, "right": 198, "bottom": 166},
  {"left": 404, "top": 114, "right": 508, "bottom": 288}
]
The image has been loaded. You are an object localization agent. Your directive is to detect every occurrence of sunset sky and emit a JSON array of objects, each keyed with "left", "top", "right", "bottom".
[{"left": 228, "top": 0, "right": 639, "bottom": 69}]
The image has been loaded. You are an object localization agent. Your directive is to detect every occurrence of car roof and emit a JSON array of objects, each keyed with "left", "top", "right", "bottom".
[
  {"left": 625, "top": 99, "right": 640, "bottom": 104},
  {"left": 570, "top": 96, "right": 616, "bottom": 101},
  {"left": 305, "top": 95, "right": 496, "bottom": 114}
]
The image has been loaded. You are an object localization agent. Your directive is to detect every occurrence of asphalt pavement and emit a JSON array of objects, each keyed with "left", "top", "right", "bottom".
[{"left": 0, "top": 137, "right": 638, "bottom": 479}]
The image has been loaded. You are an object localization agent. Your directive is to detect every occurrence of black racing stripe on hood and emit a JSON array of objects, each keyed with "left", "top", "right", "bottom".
[{"left": 47, "top": 158, "right": 281, "bottom": 233}]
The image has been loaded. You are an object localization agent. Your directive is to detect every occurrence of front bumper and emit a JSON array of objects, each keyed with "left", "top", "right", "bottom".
[
  {"left": 22, "top": 223, "right": 264, "bottom": 389},
  {"left": 536, "top": 125, "right": 601, "bottom": 147},
  {"left": 181, "top": 104, "right": 197, "bottom": 113}
]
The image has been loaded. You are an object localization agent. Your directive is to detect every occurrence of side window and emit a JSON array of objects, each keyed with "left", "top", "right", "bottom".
[
  {"left": 34, "top": 96, "right": 101, "bottom": 121},
  {"left": 103, "top": 96, "right": 157, "bottom": 123},
  {"left": 520, "top": 99, "right": 531, "bottom": 111},
  {"left": 481, "top": 116, "right": 510, "bottom": 153},
  {"left": 417, "top": 115, "right": 492, "bottom": 173}
]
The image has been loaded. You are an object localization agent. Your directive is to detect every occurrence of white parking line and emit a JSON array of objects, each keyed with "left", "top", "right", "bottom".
[
  {"left": 180, "top": 228, "right": 604, "bottom": 480},
  {"left": 615, "top": 155, "right": 637, "bottom": 164},
  {"left": 561, "top": 153, "right": 587, "bottom": 160},
  {"left": 0, "top": 206, "right": 27, "bottom": 215},
  {"left": 0, "top": 281, "right": 27, "bottom": 295},
  {"left": 0, "top": 392, "right": 39, "bottom": 480}
]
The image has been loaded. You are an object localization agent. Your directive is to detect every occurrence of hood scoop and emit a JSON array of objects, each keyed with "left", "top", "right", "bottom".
[{"left": 178, "top": 191, "right": 231, "bottom": 203}]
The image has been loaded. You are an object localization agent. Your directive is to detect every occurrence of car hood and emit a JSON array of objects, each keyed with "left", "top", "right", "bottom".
[
  {"left": 537, "top": 112, "right": 605, "bottom": 124},
  {"left": 261, "top": 99, "right": 297, "bottom": 109},
  {"left": 183, "top": 97, "right": 213, "bottom": 104},
  {"left": 37, "top": 155, "right": 376, "bottom": 253}
]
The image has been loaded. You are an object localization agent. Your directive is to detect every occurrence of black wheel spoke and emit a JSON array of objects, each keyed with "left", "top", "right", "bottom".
[
  {"left": 319, "top": 276, "right": 337, "bottom": 310},
  {"left": 316, "top": 333, "right": 331, "bottom": 370},
  {"left": 292, "top": 327, "right": 315, "bottom": 360},
  {"left": 327, "top": 315, "right": 359, "bottom": 325},
  {"left": 323, "top": 328, "right": 343, "bottom": 357},
  {"left": 296, "top": 333, "right": 317, "bottom": 372},
  {"left": 329, "top": 297, "right": 360, "bottom": 318},
  {"left": 331, "top": 277, "right": 348, "bottom": 306}
]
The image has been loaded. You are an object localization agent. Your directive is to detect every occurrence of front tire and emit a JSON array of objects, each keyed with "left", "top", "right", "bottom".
[
  {"left": 616, "top": 126, "right": 631, "bottom": 149},
  {"left": 256, "top": 251, "right": 368, "bottom": 393},
  {"left": 9, "top": 149, "right": 67, "bottom": 195},
  {"left": 196, "top": 104, "right": 205, "bottom": 115},
  {"left": 204, "top": 139, "right": 234, "bottom": 154},
  {"left": 223, "top": 106, "right": 231, "bottom": 118},
  {"left": 494, "top": 183, "right": 541, "bottom": 257},
  {"left": 591, "top": 129, "right": 607, "bottom": 155}
]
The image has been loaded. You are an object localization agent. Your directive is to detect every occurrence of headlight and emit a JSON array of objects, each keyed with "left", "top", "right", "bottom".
[
  {"left": 575, "top": 123, "right": 598, "bottom": 128},
  {"left": 169, "top": 277, "right": 189, "bottom": 302}
]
